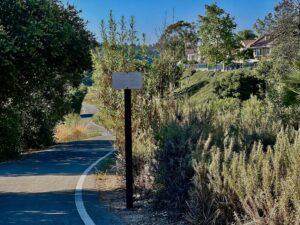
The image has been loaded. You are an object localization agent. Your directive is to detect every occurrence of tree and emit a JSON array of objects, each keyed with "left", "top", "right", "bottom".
[
  {"left": 149, "top": 54, "right": 183, "bottom": 97},
  {"left": 158, "top": 21, "right": 198, "bottom": 61},
  {"left": 271, "top": 0, "right": 300, "bottom": 64},
  {"left": 256, "top": 0, "right": 300, "bottom": 103},
  {"left": 109, "top": 10, "right": 117, "bottom": 46},
  {"left": 237, "top": 29, "right": 257, "bottom": 40},
  {"left": 253, "top": 13, "right": 275, "bottom": 36},
  {"left": 198, "top": 4, "right": 237, "bottom": 66},
  {"left": 0, "top": 25, "right": 18, "bottom": 107},
  {"left": 282, "top": 61, "right": 300, "bottom": 105},
  {"left": 0, "top": 0, "right": 93, "bottom": 155}
]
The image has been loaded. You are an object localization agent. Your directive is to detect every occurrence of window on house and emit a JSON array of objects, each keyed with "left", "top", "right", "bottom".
[
  {"left": 255, "top": 49, "right": 261, "bottom": 57},
  {"left": 258, "top": 49, "right": 262, "bottom": 56}
]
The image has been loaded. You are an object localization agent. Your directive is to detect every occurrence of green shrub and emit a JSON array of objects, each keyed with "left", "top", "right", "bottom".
[
  {"left": 0, "top": 110, "right": 22, "bottom": 160},
  {"left": 240, "top": 96, "right": 280, "bottom": 148},
  {"left": 177, "top": 95, "right": 299, "bottom": 224},
  {"left": 213, "top": 70, "right": 266, "bottom": 100},
  {"left": 190, "top": 129, "right": 300, "bottom": 225},
  {"left": 21, "top": 102, "right": 59, "bottom": 148},
  {"left": 282, "top": 62, "right": 300, "bottom": 106},
  {"left": 154, "top": 94, "right": 299, "bottom": 223},
  {"left": 186, "top": 161, "right": 220, "bottom": 225},
  {"left": 132, "top": 128, "right": 157, "bottom": 191},
  {"left": 70, "top": 85, "right": 88, "bottom": 114},
  {"left": 92, "top": 109, "right": 118, "bottom": 132},
  {"left": 0, "top": 0, "right": 93, "bottom": 151},
  {"left": 154, "top": 116, "right": 202, "bottom": 210},
  {"left": 195, "top": 96, "right": 281, "bottom": 150}
]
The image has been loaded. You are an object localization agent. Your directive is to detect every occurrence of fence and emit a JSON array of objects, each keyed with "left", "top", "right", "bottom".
[{"left": 185, "top": 62, "right": 257, "bottom": 71}]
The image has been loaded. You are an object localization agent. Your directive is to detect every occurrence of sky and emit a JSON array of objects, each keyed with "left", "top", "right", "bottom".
[{"left": 62, "top": 0, "right": 280, "bottom": 44}]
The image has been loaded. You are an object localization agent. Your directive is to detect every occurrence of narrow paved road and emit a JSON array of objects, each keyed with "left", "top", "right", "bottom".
[
  {"left": 80, "top": 102, "right": 113, "bottom": 138},
  {"left": 0, "top": 103, "right": 123, "bottom": 225}
]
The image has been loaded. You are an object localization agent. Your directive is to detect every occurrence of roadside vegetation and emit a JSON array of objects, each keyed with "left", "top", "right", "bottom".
[
  {"left": 0, "top": 0, "right": 93, "bottom": 160},
  {"left": 89, "top": 1, "right": 300, "bottom": 224},
  {"left": 1, "top": 0, "right": 299, "bottom": 224},
  {"left": 55, "top": 113, "right": 101, "bottom": 143},
  {"left": 55, "top": 114, "right": 87, "bottom": 143}
]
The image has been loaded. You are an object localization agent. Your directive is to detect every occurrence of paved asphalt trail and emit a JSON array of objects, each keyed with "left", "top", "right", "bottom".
[{"left": 0, "top": 103, "right": 124, "bottom": 225}]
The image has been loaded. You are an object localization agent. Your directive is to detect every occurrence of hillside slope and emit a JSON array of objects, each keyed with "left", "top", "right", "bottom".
[{"left": 176, "top": 68, "right": 262, "bottom": 104}]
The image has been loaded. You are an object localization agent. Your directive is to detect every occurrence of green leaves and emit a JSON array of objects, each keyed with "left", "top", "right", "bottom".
[
  {"left": 158, "top": 21, "right": 198, "bottom": 62},
  {"left": 0, "top": 0, "right": 93, "bottom": 152},
  {"left": 0, "top": 109, "right": 22, "bottom": 161},
  {"left": 253, "top": 13, "right": 275, "bottom": 36},
  {"left": 282, "top": 62, "right": 300, "bottom": 106},
  {"left": 212, "top": 70, "right": 266, "bottom": 101},
  {"left": 199, "top": 4, "right": 237, "bottom": 65}
]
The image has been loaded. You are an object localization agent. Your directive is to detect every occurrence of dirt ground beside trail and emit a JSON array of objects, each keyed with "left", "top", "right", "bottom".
[{"left": 96, "top": 172, "right": 188, "bottom": 225}]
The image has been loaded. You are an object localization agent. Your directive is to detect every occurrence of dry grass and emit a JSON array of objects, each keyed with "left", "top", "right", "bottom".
[
  {"left": 54, "top": 113, "right": 89, "bottom": 143},
  {"left": 54, "top": 123, "right": 88, "bottom": 143}
]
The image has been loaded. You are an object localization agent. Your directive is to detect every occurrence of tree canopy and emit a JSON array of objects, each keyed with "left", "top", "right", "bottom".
[
  {"left": 237, "top": 29, "right": 257, "bottom": 40},
  {"left": 198, "top": 4, "right": 237, "bottom": 65},
  {"left": 158, "top": 20, "right": 198, "bottom": 61},
  {"left": 271, "top": 0, "right": 300, "bottom": 64},
  {"left": 253, "top": 13, "right": 275, "bottom": 36},
  {"left": 0, "top": 0, "right": 93, "bottom": 158}
]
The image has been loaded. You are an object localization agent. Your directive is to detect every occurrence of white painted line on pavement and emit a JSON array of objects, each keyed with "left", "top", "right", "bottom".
[{"left": 75, "top": 150, "right": 115, "bottom": 225}]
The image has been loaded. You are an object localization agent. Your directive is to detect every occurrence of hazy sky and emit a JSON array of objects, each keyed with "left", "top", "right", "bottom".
[{"left": 62, "top": 0, "right": 280, "bottom": 43}]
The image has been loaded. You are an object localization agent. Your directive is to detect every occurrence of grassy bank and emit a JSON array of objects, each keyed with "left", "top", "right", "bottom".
[{"left": 176, "top": 68, "right": 265, "bottom": 104}]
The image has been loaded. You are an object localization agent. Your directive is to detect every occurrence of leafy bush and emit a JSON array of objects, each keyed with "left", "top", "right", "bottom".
[
  {"left": 190, "top": 129, "right": 300, "bottom": 225},
  {"left": 92, "top": 109, "right": 118, "bottom": 132},
  {"left": 148, "top": 54, "right": 184, "bottom": 97},
  {"left": 132, "top": 128, "right": 156, "bottom": 191},
  {"left": 213, "top": 70, "right": 266, "bottom": 100},
  {"left": 70, "top": 85, "right": 88, "bottom": 114},
  {"left": 0, "top": 110, "right": 22, "bottom": 161},
  {"left": 154, "top": 114, "right": 203, "bottom": 210},
  {"left": 0, "top": 0, "right": 93, "bottom": 156},
  {"left": 282, "top": 62, "right": 300, "bottom": 106},
  {"left": 153, "top": 94, "right": 299, "bottom": 223}
]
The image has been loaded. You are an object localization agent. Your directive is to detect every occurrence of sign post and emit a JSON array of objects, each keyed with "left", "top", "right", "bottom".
[
  {"left": 112, "top": 72, "right": 143, "bottom": 209},
  {"left": 124, "top": 88, "right": 133, "bottom": 208}
]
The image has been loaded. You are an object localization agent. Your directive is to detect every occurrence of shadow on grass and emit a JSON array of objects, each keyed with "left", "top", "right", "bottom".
[{"left": 178, "top": 80, "right": 209, "bottom": 97}]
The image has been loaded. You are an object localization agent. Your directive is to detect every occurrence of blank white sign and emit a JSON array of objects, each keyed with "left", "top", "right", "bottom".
[{"left": 112, "top": 72, "right": 143, "bottom": 90}]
